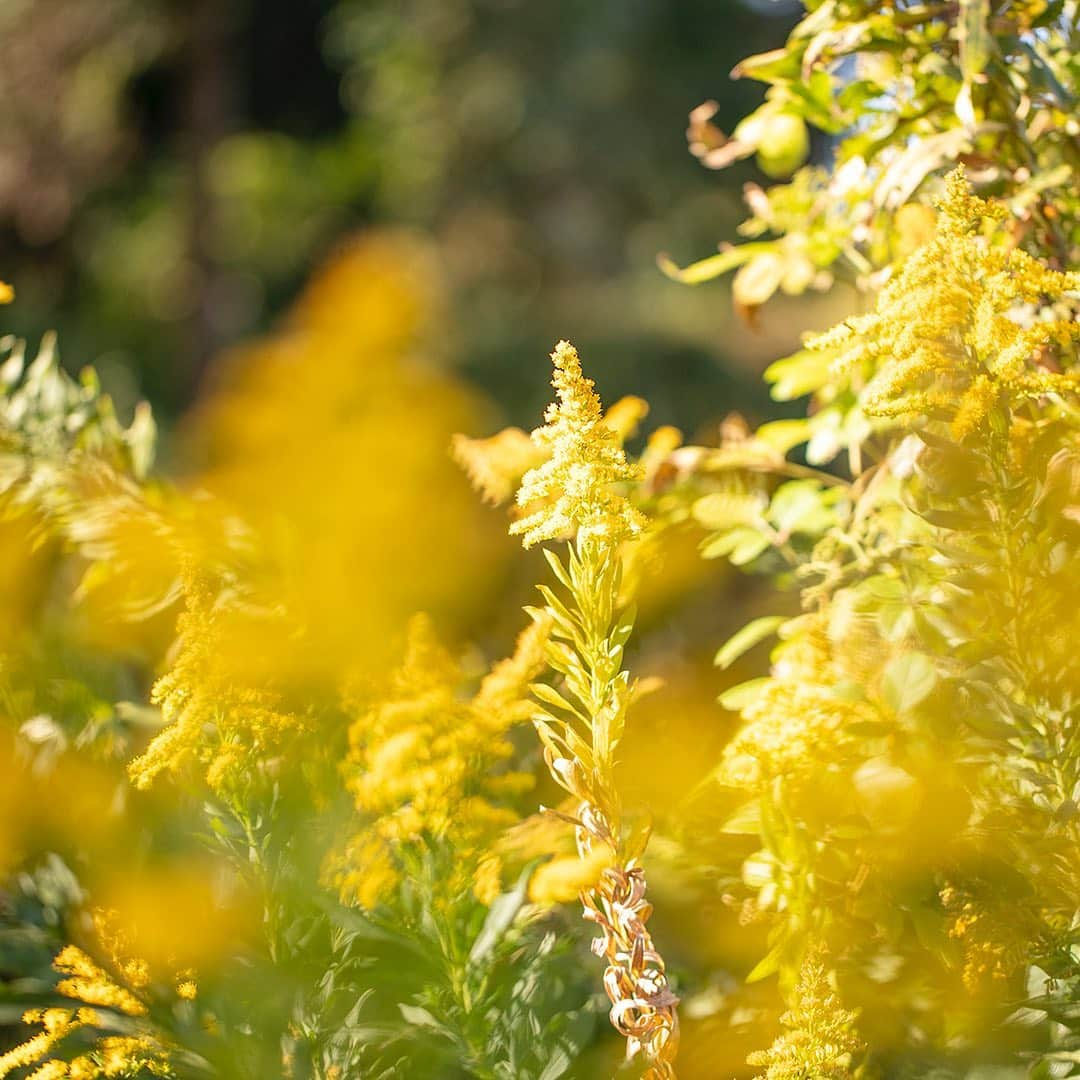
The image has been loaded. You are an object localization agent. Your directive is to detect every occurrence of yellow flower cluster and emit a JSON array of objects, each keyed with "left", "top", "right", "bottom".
[
  {"left": 455, "top": 379, "right": 650, "bottom": 514},
  {"left": 810, "top": 169, "right": 1080, "bottom": 440},
  {"left": 451, "top": 426, "right": 543, "bottom": 506},
  {"left": 511, "top": 341, "right": 645, "bottom": 547},
  {"left": 189, "top": 231, "right": 502, "bottom": 687},
  {"left": 527, "top": 847, "right": 613, "bottom": 906},
  {"left": 746, "top": 956, "right": 862, "bottom": 1080},
  {"left": 0, "top": 1015, "right": 170, "bottom": 1080},
  {"left": 326, "top": 613, "right": 548, "bottom": 909},
  {"left": 52, "top": 946, "right": 146, "bottom": 1018},
  {"left": 0, "top": 1009, "right": 96, "bottom": 1080},
  {"left": 940, "top": 885, "right": 1030, "bottom": 996},
  {"left": 0, "top": 913, "right": 185, "bottom": 1079},
  {"left": 721, "top": 682, "right": 873, "bottom": 789},
  {"left": 128, "top": 570, "right": 304, "bottom": 793}
]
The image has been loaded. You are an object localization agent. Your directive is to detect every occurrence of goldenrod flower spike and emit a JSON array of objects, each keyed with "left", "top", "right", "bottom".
[
  {"left": 514, "top": 342, "right": 678, "bottom": 1078},
  {"left": 809, "top": 167, "right": 1080, "bottom": 441},
  {"left": 128, "top": 568, "right": 302, "bottom": 794},
  {"left": 746, "top": 955, "right": 862, "bottom": 1080},
  {"left": 512, "top": 340, "right": 646, "bottom": 548}
]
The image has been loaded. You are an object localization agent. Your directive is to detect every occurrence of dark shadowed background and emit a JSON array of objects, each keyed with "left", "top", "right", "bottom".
[{"left": 0, "top": 0, "right": 815, "bottom": 448}]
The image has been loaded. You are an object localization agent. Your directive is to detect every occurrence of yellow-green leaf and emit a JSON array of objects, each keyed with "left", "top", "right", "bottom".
[{"left": 715, "top": 615, "right": 785, "bottom": 670}]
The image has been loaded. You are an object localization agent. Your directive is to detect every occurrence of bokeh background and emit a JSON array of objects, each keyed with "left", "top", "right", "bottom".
[{"left": 0, "top": 0, "right": 828, "bottom": 442}]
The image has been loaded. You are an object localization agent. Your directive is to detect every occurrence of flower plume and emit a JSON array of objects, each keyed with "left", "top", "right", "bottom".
[{"left": 511, "top": 341, "right": 645, "bottom": 548}]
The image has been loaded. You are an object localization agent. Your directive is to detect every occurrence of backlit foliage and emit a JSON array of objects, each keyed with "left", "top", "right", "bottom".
[{"left": 3, "top": 4, "right": 1080, "bottom": 1079}]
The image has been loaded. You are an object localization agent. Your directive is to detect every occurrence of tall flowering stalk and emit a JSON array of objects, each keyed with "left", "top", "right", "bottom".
[{"left": 511, "top": 341, "right": 679, "bottom": 1077}]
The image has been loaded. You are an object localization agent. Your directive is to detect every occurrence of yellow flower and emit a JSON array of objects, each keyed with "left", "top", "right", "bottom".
[
  {"left": 327, "top": 613, "right": 549, "bottom": 909},
  {"left": 747, "top": 956, "right": 862, "bottom": 1080},
  {"left": 599, "top": 394, "right": 650, "bottom": 441},
  {"left": 940, "top": 884, "right": 1030, "bottom": 995},
  {"left": 0, "top": 1010, "right": 89, "bottom": 1079},
  {"left": 527, "top": 848, "right": 613, "bottom": 905},
  {"left": 0, "top": 917, "right": 190, "bottom": 1080},
  {"left": 451, "top": 427, "right": 543, "bottom": 505},
  {"left": 128, "top": 569, "right": 304, "bottom": 793},
  {"left": 473, "top": 611, "right": 551, "bottom": 719},
  {"left": 473, "top": 853, "right": 504, "bottom": 906},
  {"left": 810, "top": 168, "right": 1080, "bottom": 440},
  {"left": 0, "top": 281, "right": 13, "bottom": 304},
  {"left": 511, "top": 341, "right": 645, "bottom": 548},
  {"left": 53, "top": 945, "right": 146, "bottom": 1018},
  {"left": 721, "top": 682, "right": 873, "bottom": 789},
  {"left": 27, "top": 1062, "right": 70, "bottom": 1080}
]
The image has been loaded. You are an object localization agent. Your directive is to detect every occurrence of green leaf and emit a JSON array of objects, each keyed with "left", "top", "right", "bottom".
[
  {"left": 398, "top": 1003, "right": 443, "bottom": 1030},
  {"left": 764, "top": 348, "right": 833, "bottom": 401},
  {"left": 756, "top": 418, "right": 810, "bottom": 455},
  {"left": 657, "top": 242, "right": 773, "bottom": 285},
  {"left": 731, "top": 46, "right": 801, "bottom": 83},
  {"left": 733, "top": 252, "right": 786, "bottom": 308},
  {"left": 469, "top": 867, "right": 532, "bottom": 965},
  {"left": 536, "top": 585, "right": 581, "bottom": 638},
  {"left": 542, "top": 548, "right": 573, "bottom": 591},
  {"left": 768, "top": 479, "right": 836, "bottom": 536},
  {"left": 693, "top": 491, "right": 763, "bottom": 530},
  {"left": 718, "top": 677, "right": 770, "bottom": 711},
  {"left": 532, "top": 682, "right": 589, "bottom": 727},
  {"left": 745, "top": 941, "right": 784, "bottom": 983},
  {"left": 699, "top": 525, "right": 764, "bottom": 561},
  {"left": 714, "top": 615, "right": 785, "bottom": 670},
  {"left": 730, "top": 531, "right": 771, "bottom": 566},
  {"left": 873, "top": 127, "right": 974, "bottom": 209},
  {"left": 610, "top": 603, "right": 637, "bottom": 648},
  {"left": 721, "top": 800, "right": 763, "bottom": 835},
  {"left": 882, "top": 652, "right": 937, "bottom": 714}
]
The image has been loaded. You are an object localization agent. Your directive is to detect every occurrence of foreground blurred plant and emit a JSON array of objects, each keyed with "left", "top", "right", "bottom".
[
  {"left": 0, "top": 910, "right": 191, "bottom": 1080},
  {"left": 0, "top": 238, "right": 601, "bottom": 1080}
]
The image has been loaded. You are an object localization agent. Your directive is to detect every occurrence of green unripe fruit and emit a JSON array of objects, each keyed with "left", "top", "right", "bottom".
[{"left": 755, "top": 112, "right": 810, "bottom": 179}]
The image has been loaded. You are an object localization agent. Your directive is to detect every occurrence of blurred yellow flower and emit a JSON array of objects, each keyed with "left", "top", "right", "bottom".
[
  {"left": 128, "top": 568, "right": 304, "bottom": 794},
  {"left": 720, "top": 682, "right": 873, "bottom": 789},
  {"left": 53, "top": 944, "right": 146, "bottom": 1018},
  {"left": 452, "top": 426, "right": 543, "bottom": 506},
  {"left": 0, "top": 908, "right": 195, "bottom": 1079},
  {"left": 528, "top": 848, "right": 613, "bottom": 906},
  {"left": 326, "top": 612, "right": 548, "bottom": 909},
  {"left": 182, "top": 230, "right": 508, "bottom": 685}
]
